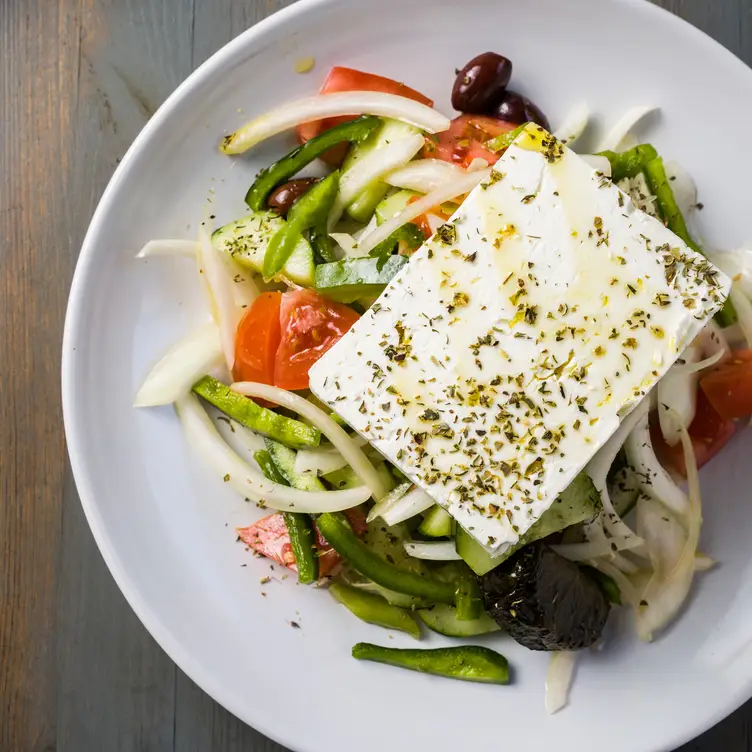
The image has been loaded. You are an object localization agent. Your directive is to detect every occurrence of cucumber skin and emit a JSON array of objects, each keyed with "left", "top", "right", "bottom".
[{"left": 418, "top": 506, "right": 454, "bottom": 538}]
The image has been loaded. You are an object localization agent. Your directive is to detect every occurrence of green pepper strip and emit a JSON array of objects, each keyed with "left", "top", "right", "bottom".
[
  {"left": 263, "top": 171, "right": 339, "bottom": 278},
  {"left": 309, "top": 218, "right": 338, "bottom": 264},
  {"left": 351, "top": 643, "right": 510, "bottom": 685},
  {"left": 329, "top": 581, "right": 421, "bottom": 638},
  {"left": 317, "top": 513, "right": 457, "bottom": 605},
  {"left": 245, "top": 115, "right": 381, "bottom": 211},
  {"left": 434, "top": 562, "right": 482, "bottom": 621},
  {"left": 596, "top": 144, "right": 658, "bottom": 183},
  {"left": 369, "top": 222, "right": 425, "bottom": 269},
  {"left": 485, "top": 122, "right": 528, "bottom": 154},
  {"left": 254, "top": 450, "right": 318, "bottom": 584},
  {"left": 192, "top": 376, "right": 321, "bottom": 448},
  {"left": 580, "top": 565, "right": 621, "bottom": 606}
]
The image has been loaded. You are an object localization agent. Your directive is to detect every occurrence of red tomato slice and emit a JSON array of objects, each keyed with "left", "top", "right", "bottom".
[
  {"left": 700, "top": 348, "right": 752, "bottom": 420},
  {"left": 423, "top": 114, "right": 518, "bottom": 168},
  {"left": 406, "top": 196, "right": 451, "bottom": 237},
  {"left": 232, "top": 292, "right": 282, "bottom": 384},
  {"left": 237, "top": 508, "right": 368, "bottom": 577},
  {"left": 274, "top": 289, "right": 360, "bottom": 391},
  {"left": 651, "top": 390, "right": 736, "bottom": 476},
  {"left": 296, "top": 67, "right": 434, "bottom": 166}
]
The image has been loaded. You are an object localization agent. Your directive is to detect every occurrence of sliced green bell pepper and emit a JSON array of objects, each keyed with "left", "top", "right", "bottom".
[
  {"left": 245, "top": 115, "right": 381, "bottom": 211},
  {"left": 314, "top": 255, "right": 408, "bottom": 303}
]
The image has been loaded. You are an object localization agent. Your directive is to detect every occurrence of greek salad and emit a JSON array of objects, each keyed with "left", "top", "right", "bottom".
[{"left": 135, "top": 53, "right": 752, "bottom": 711}]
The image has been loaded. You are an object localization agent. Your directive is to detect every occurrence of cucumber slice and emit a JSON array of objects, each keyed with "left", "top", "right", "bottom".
[
  {"left": 375, "top": 189, "right": 420, "bottom": 225},
  {"left": 418, "top": 506, "right": 455, "bottom": 538},
  {"left": 324, "top": 463, "right": 395, "bottom": 493},
  {"left": 418, "top": 604, "right": 500, "bottom": 638},
  {"left": 343, "top": 119, "right": 420, "bottom": 223},
  {"left": 314, "top": 255, "right": 408, "bottom": 303},
  {"left": 456, "top": 472, "right": 602, "bottom": 576},
  {"left": 265, "top": 439, "right": 326, "bottom": 492},
  {"left": 212, "top": 212, "right": 314, "bottom": 286}
]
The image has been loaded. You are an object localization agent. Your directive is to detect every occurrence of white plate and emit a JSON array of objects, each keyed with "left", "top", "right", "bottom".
[{"left": 62, "top": 1, "right": 752, "bottom": 750}]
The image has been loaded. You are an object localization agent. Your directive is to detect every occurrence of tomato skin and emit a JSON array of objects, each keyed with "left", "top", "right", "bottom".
[
  {"left": 233, "top": 292, "right": 282, "bottom": 384},
  {"left": 237, "top": 508, "right": 368, "bottom": 577},
  {"left": 274, "top": 289, "right": 360, "bottom": 390},
  {"left": 424, "top": 114, "right": 518, "bottom": 168},
  {"left": 700, "top": 349, "right": 752, "bottom": 420},
  {"left": 296, "top": 67, "right": 433, "bottom": 166},
  {"left": 652, "top": 390, "right": 736, "bottom": 476}
]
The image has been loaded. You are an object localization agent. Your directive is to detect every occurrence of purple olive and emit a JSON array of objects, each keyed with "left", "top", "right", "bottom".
[
  {"left": 492, "top": 90, "right": 550, "bottom": 130},
  {"left": 267, "top": 178, "right": 319, "bottom": 217},
  {"left": 452, "top": 52, "right": 513, "bottom": 114}
]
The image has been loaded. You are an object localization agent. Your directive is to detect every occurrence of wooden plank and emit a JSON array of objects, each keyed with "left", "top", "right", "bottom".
[{"left": 52, "top": 0, "right": 199, "bottom": 747}]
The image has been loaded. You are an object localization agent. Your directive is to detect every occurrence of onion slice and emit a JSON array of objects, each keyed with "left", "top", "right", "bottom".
[
  {"left": 367, "top": 482, "right": 411, "bottom": 523},
  {"left": 597, "top": 105, "right": 658, "bottom": 152},
  {"left": 385, "top": 158, "right": 466, "bottom": 193},
  {"left": 657, "top": 343, "right": 701, "bottom": 447},
  {"left": 553, "top": 103, "right": 590, "bottom": 147},
  {"left": 625, "top": 408, "right": 690, "bottom": 519},
  {"left": 294, "top": 435, "right": 368, "bottom": 476},
  {"left": 197, "top": 225, "right": 244, "bottom": 373},
  {"left": 176, "top": 394, "right": 371, "bottom": 511},
  {"left": 404, "top": 540, "right": 461, "bottom": 561},
  {"left": 730, "top": 283, "right": 752, "bottom": 350},
  {"left": 545, "top": 652, "right": 577, "bottom": 715},
  {"left": 357, "top": 168, "right": 490, "bottom": 255},
  {"left": 552, "top": 535, "right": 645, "bottom": 562},
  {"left": 381, "top": 486, "right": 435, "bottom": 526},
  {"left": 636, "top": 412, "right": 702, "bottom": 641},
  {"left": 230, "top": 382, "right": 389, "bottom": 501},
  {"left": 134, "top": 321, "right": 223, "bottom": 407},
  {"left": 136, "top": 239, "right": 198, "bottom": 258},
  {"left": 221, "top": 92, "right": 450, "bottom": 155}
]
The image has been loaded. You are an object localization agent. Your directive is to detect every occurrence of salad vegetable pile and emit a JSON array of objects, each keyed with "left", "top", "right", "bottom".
[{"left": 135, "top": 52, "right": 752, "bottom": 712}]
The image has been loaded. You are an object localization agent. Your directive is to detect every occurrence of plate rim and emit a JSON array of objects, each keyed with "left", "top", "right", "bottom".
[{"left": 61, "top": 1, "right": 752, "bottom": 749}]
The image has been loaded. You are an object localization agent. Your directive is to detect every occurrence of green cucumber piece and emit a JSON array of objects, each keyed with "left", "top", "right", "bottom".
[
  {"left": 265, "top": 439, "right": 326, "bottom": 492},
  {"left": 314, "top": 255, "right": 408, "bottom": 303},
  {"left": 330, "top": 581, "right": 421, "bottom": 638},
  {"left": 375, "top": 189, "right": 420, "bottom": 225},
  {"left": 343, "top": 120, "right": 420, "bottom": 223},
  {"left": 418, "top": 604, "right": 500, "bottom": 638},
  {"left": 418, "top": 506, "right": 455, "bottom": 538},
  {"left": 212, "top": 212, "right": 314, "bottom": 286},
  {"left": 324, "top": 463, "right": 395, "bottom": 493},
  {"left": 456, "top": 473, "right": 602, "bottom": 576}
]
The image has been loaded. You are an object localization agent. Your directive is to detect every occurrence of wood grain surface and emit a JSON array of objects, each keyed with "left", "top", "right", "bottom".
[{"left": 0, "top": 0, "right": 751, "bottom": 750}]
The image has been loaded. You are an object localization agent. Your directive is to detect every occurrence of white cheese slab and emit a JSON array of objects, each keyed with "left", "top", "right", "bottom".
[{"left": 310, "top": 124, "right": 730, "bottom": 553}]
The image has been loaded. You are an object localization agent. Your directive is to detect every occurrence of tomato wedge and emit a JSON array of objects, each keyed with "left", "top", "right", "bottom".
[
  {"left": 274, "top": 289, "right": 360, "bottom": 390},
  {"left": 296, "top": 66, "right": 433, "bottom": 166},
  {"left": 700, "top": 348, "right": 752, "bottom": 420},
  {"left": 237, "top": 508, "right": 368, "bottom": 577},
  {"left": 651, "top": 390, "right": 736, "bottom": 476},
  {"left": 233, "top": 292, "right": 282, "bottom": 384},
  {"left": 423, "top": 114, "right": 518, "bottom": 168}
]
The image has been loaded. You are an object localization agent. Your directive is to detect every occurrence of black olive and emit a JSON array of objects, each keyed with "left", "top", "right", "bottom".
[
  {"left": 481, "top": 541, "right": 610, "bottom": 651},
  {"left": 492, "top": 90, "right": 550, "bottom": 130},
  {"left": 267, "top": 178, "right": 319, "bottom": 216},
  {"left": 452, "top": 52, "right": 513, "bottom": 114}
]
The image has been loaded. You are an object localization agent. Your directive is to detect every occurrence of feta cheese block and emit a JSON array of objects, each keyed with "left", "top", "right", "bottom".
[{"left": 309, "top": 123, "right": 730, "bottom": 554}]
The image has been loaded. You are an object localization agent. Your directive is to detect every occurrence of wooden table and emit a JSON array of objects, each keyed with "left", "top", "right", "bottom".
[{"left": 2, "top": 0, "right": 752, "bottom": 749}]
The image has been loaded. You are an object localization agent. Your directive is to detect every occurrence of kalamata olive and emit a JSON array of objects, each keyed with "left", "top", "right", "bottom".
[
  {"left": 452, "top": 52, "right": 513, "bottom": 114},
  {"left": 267, "top": 178, "right": 319, "bottom": 216},
  {"left": 492, "top": 90, "right": 550, "bottom": 130}
]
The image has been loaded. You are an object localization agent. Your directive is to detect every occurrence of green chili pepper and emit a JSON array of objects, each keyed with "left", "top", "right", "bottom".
[
  {"left": 580, "top": 565, "right": 622, "bottom": 606},
  {"left": 192, "top": 376, "right": 321, "bottom": 448},
  {"left": 351, "top": 643, "right": 510, "bottom": 685},
  {"left": 454, "top": 567, "right": 483, "bottom": 621},
  {"left": 485, "top": 122, "right": 528, "bottom": 154},
  {"left": 309, "top": 217, "right": 338, "bottom": 264},
  {"left": 643, "top": 156, "right": 737, "bottom": 325},
  {"left": 245, "top": 116, "right": 381, "bottom": 211},
  {"left": 329, "top": 581, "right": 421, "bottom": 638},
  {"left": 317, "top": 513, "right": 457, "bottom": 604},
  {"left": 369, "top": 222, "right": 425, "bottom": 268},
  {"left": 254, "top": 449, "right": 318, "bottom": 584},
  {"left": 596, "top": 144, "right": 658, "bottom": 183},
  {"left": 263, "top": 171, "right": 340, "bottom": 279}
]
